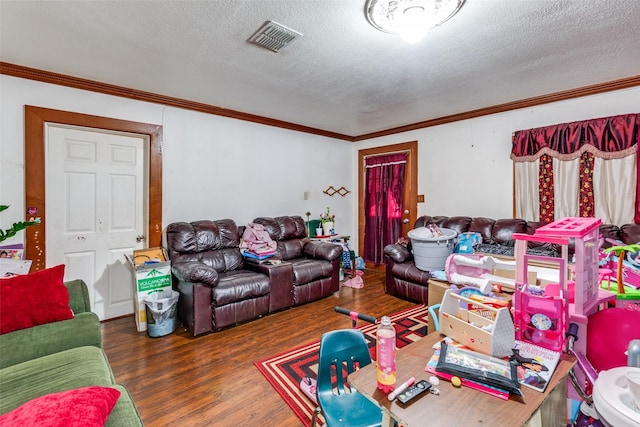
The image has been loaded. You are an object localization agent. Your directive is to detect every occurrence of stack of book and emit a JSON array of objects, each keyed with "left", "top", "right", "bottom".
[{"left": 242, "top": 247, "right": 276, "bottom": 260}]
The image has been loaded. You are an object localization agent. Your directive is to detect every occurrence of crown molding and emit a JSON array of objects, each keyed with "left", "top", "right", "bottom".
[
  {"left": 0, "top": 62, "right": 353, "bottom": 142},
  {"left": 353, "top": 74, "right": 640, "bottom": 141},
  {"left": 3, "top": 61, "right": 639, "bottom": 143}
]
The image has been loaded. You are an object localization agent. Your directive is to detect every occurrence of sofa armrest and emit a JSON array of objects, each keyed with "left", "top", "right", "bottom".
[
  {"left": 64, "top": 279, "right": 92, "bottom": 314},
  {"left": 302, "top": 241, "right": 343, "bottom": 261},
  {"left": 246, "top": 261, "right": 295, "bottom": 312},
  {"left": 172, "top": 262, "right": 219, "bottom": 287},
  {"left": 171, "top": 262, "right": 219, "bottom": 336},
  {"left": 384, "top": 244, "right": 412, "bottom": 263},
  {"left": 0, "top": 312, "right": 101, "bottom": 369}
]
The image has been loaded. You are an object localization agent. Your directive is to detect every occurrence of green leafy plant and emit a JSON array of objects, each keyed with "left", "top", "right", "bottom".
[
  {"left": 604, "top": 242, "right": 640, "bottom": 294},
  {"left": 319, "top": 206, "right": 335, "bottom": 224},
  {"left": 0, "top": 205, "right": 38, "bottom": 243}
]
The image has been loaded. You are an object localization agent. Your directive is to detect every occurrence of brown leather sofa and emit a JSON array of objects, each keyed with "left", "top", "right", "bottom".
[
  {"left": 384, "top": 215, "right": 640, "bottom": 305},
  {"left": 253, "top": 216, "right": 342, "bottom": 306},
  {"left": 165, "top": 216, "right": 342, "bottom": 336}
]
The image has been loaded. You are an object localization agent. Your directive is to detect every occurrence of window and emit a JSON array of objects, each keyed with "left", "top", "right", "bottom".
[{"left": 512, "top": 113, "right": 639, "bottom": 225}]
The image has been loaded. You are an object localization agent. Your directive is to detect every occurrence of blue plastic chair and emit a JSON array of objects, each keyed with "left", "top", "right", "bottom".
[
  {"left": 428, "top": 303, "right": 441, "bottom": 332},
  {"left": 310, "top": 329, "right": 382, "bottom": 427}
]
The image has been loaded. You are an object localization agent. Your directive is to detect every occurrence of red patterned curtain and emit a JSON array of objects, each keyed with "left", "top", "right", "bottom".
[
  {"left": 579, "top": 152, "right": 595, "bottom": 218},
  {"left": 539, "top": 154, "right": 554, "bottom": 223},
  {"left": 512, "top": 113, "right": 640, "bottom": 223},
  {"left": 364, "top": 153, "right": 406, "bottom": 265}
]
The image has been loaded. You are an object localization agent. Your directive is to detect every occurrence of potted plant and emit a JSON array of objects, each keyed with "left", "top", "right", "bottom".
[
  {"left": 0, "top": 205, "right": 38, "bottom": 243},
  {"left": 319, "top": 207, "right": 335, "bottom": 236}
]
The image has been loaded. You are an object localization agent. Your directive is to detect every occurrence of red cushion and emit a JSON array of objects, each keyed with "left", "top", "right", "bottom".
[
  {"left": 0, "top": 386, "right": 121, "bottom": 426},
  {"left": 0, "top": 264, "right": 73, "bottom": 334}
]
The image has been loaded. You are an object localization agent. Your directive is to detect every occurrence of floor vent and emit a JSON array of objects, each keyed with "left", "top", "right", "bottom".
[{"left": 248, "top": 21, "right": 302, "bottom": 53}]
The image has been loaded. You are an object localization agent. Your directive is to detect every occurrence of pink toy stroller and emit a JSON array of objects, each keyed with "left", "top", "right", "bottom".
[{"left": 567, "top": 308, "right": 640, "bottom": 426}]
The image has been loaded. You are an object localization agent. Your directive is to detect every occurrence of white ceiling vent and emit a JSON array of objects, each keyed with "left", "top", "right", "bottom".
[{"left": 248, "top": 21, "right": 302, "bottom": 53}]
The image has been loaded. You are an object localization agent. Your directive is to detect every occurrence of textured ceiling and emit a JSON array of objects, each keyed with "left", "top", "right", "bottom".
[{"left": 1, "top": 0, "right": 639, "bottom": 137}]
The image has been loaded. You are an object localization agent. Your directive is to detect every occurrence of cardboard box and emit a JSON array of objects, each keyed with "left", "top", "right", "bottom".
[{"left": 126, "top": 247, "right": 172, "bottom": 332}]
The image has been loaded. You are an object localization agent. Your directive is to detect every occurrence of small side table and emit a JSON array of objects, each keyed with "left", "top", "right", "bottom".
[{"left": 308, "top": 234, "right": 350, "bottom": 243}]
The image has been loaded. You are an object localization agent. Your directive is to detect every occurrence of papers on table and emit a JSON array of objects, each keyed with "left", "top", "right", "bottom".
[{"left": 0, "top": 258, "right": 32, "bottom": 277}]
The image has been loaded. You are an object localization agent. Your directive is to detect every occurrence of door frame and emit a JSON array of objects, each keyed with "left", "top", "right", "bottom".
[
  {"left": 24, "top": 106, "right": 163, "bottom": 271},
  {"left": 358, "top": 141, "right": 418, "bottom": 268}
]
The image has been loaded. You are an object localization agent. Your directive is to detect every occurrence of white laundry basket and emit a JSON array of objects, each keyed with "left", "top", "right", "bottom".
[{"left": 408, "top": 227, "right": 457, "bottom": 271}]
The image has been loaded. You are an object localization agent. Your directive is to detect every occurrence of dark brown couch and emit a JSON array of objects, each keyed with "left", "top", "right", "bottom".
[
  {"left": 253, "top": 216, "right": 342, "bottom": 306},
  {"left": 384, "top": 215, "right": 640, "bottom": 305},
  {"left": 165, "top": 216, "right": 342, "bottom": 336}
]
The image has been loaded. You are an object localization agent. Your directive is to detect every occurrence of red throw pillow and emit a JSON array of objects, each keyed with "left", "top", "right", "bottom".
[
  {"left": 0, "top": 386, "right": 121, "bottom": 426},
  {"left": 0, "top": 264, "right": 73, "bottom": 334}
]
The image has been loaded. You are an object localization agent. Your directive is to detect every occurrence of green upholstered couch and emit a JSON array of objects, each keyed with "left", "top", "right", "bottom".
[
  {"left": 0, "top": 279, "right": 101, "bottom": 369},
  {"left": 0, "top": 279, "right": 143, "bottom": 426}
]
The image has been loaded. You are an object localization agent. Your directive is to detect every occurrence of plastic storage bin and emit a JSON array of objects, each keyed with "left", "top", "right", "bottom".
[
  {"left": 408, "top": 227, "right": 457, "bottom": 271},
  {"left": 144, "top": 290, "right": 179, "bottom": 337}
]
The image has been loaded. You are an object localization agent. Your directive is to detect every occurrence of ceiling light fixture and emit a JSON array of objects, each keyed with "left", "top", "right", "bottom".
[{"left": 365, "top": 0, "right": 465, "bottom": 43}]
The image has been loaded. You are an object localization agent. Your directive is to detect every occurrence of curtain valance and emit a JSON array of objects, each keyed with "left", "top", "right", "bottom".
[
  {"left": 511, "top": 113, "right": 640, "bottom": 162},
  {"left": 365, "top": 153, "right": 407, "bottom": 167}
]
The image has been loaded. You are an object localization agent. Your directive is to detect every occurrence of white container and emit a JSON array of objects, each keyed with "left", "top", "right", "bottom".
[
  {"left": 593, "top": 367, "right": 640, "bottom": 426},
  {"left": 144, "top": 290, "right": 179, "bottom": 338},
  {"left": 408, "top": 227, "right": 457, "bottom": 271}
]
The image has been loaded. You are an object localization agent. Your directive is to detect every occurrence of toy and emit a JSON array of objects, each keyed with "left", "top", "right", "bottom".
[
  {"left": 513, "top": 232, "right": 570, "bottom": 352},
  {"left": 444, "top": 253, "right": 519, "bottom": 294},
  {"left": 439, "top": 289, "right": 515, "bottom": 357},
  {"left": 513, "top": 217, "right": 620, "bottom": 414},
  {"left": 603, "top": 243, "right": 640, "bottom": 294},
  {"left": 514, "top": 217, "right": 603, "bottom": 355},
  {"left": 567, "top": 313, "right": 640, "bottom": 427},
  {"left": 597, "top": 241, "right": 640, "bottom": 308}
]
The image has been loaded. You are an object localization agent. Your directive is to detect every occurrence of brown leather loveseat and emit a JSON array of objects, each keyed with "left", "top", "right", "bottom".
[
  {"left": 165, "top": 216, "right": 342, "bottom": 336},
  {"left": 253, "top": 215, "right": 342, "bottom": 306},
  {"left": 384, "top": 215, "right": 640, "bottom": 305}
]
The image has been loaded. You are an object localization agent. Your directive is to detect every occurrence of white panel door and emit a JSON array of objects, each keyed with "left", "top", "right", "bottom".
[{"left": 46, "top": 124, "right": 148, "bottom": 320}]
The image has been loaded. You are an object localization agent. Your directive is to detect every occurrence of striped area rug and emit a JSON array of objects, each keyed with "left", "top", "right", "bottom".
[{"left": 253, "top": 304, "right": 429, "bottom": 426}]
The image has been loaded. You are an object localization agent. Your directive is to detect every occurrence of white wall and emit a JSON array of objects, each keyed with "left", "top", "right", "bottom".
[
  {"left": 0, "top": 75, "right": 354, "bottom": 247},
  {"left": 355, "top": 86, "right": 640, "bottom": 222},
  {"left": 2, "top": 74, "right": 639, "bottom": 252}
]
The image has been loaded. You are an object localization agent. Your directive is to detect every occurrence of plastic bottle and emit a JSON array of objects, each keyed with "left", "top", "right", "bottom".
[
  {"left": 376, "top": 315, "right": 396, "bottom": 393},
  {"left": 629, "top": 339, "right": 640, "bottom": 367}
]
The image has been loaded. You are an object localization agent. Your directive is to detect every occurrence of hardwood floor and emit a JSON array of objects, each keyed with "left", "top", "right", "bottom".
[{"left": 101, "top": 270, "right": 414, "bottom": 426}]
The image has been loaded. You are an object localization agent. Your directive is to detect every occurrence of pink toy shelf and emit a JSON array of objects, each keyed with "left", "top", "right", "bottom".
[
  {"left": 513, "top": 217, "right": 602, "bottom": 355},
  {"left": 513, "top": 231, "right": 570, "bottom": 352},
  {"left": 534, "top": 217, "right": 602, "bottom": 319}
]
